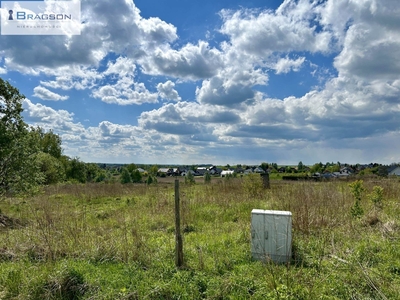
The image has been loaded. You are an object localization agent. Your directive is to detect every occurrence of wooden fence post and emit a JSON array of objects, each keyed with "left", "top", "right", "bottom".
[{"left": 175, "top": 179, "right": 184, "bottom": 268}]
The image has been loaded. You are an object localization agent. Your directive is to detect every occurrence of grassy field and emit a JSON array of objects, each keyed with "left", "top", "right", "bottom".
[{"left": 1, "top": 175, "right": 400, "bottom": 299}]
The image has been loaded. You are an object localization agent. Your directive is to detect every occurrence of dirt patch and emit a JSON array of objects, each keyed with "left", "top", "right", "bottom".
[{"left": 0, "top": 213, "right": 23, "bottom": 229}]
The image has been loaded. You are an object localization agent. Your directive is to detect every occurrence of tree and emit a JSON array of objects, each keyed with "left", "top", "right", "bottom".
[
  {"left": 120, "top": 167, "right": 132, "bottom": 184},
  {"left": 310, "top": 162, "right": 323, "bottom": 173},
  {"left": 65, "top": 157, "right": 87, "bottom": 183},
  {"left": 95, "top": 170, "right": 107, "bottom": 182},
  {"left": 297, "top": 161, "right": 304, "bottom": 172},
  {"left": 126, "top": 163, "right": 137, "bottom": 173},
  {"left": 36, "top": 152, "right": 65, "bottom": 184},
  {"left": 85, "top": 163, "right": 102, "bottom": 182},
  {"left": 131, "top": 169, "right": 142, "bottom": 183},
  {"left": 149, "top": 165, "right": 158, "bottom": 176},
  {"left": 31, "top": 127, "right": 63, "bottom": 159},
  {"left": 0, "top": 78, "right": 43, "bottom": 196},
  {"left": 260, "top": 162, "right": 269, "bottom": 172}
]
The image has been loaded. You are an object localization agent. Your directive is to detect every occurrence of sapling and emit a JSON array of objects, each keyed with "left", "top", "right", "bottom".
[
  {"left": 349, "top": 180, "right": 365, "bottom": 218},
  {"left": 368, "top": 186, "right": 384, "bottom": 210}
]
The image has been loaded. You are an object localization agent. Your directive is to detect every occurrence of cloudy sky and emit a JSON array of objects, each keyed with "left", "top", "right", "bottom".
[{"left": 1, "top": 0, "right": 400, "bottom": 165}]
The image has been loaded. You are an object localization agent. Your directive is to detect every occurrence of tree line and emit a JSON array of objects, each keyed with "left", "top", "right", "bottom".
[{"left": 0, "top": 78, "right": 118, "bottom": 197}]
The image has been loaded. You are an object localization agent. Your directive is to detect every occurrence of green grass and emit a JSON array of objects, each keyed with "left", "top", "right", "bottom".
[{"left": 1, "top": 178, "right": 400, "bottom": 299}]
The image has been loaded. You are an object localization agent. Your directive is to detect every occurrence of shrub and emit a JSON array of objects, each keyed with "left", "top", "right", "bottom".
[
  {"left": 204, "top": 172, "right": 211, "bottom": 184},
  {"left": 242, "top": 173, "right": 263, "bottom": 198},
  {"left": 131, "top": 170, "right": 142, "bottom": 183},
  {"left": 349, "top": 180, "right": 365, "bottom": 218},
  {"left": 146, "top": 175, "right": 157, "bottom": 185},
  {"left": 185, "top": 172, "right": 195, "bottom": 185},
  {"left": 120, "top": 168, "right": 132, "bottom": 184},
  {"left": 368, "top": 186, "right": 384, "bottom": 210}
]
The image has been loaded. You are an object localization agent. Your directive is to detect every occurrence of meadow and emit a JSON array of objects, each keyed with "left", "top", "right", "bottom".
[{"left": 0, "top": 175, "right": 400, "bottom": 299}]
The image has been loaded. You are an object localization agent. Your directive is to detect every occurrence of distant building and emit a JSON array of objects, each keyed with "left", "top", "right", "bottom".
[
  {"left": 388, "top": 166, "right": 400, "bottom": 176},
  {"left": 221, "top": 170, "right": 234, "bottom": 177}
]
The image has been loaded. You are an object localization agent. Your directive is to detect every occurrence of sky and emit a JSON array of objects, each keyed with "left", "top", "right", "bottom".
[{"left": 1, "top": 0, "right": 400, "bottom": 165}]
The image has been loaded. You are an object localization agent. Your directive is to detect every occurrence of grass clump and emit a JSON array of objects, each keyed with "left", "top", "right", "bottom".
[{"left": 39, "top": 267, "right": 88, "bottom": 300}]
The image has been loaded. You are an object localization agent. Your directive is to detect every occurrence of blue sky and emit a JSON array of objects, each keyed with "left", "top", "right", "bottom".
[{"left": 1, "top": 0, "right": 400, "bottom": 165}]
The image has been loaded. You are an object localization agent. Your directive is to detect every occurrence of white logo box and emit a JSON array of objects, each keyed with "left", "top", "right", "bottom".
[{"left": 1, "top": 1, "right": 81, "bottom": 35}]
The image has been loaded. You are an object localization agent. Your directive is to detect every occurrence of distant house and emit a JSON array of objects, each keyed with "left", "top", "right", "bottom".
[
  {"left": 254, "top": 167, "right": 265, "bottom": 174},
  {"left": 158, "top": 168, "right": 172, "bottom": 176},
  {"left": 171, "top": 168, "right": 181, "bottom": 176},
  {"left": 340, "top": 167, "right": 354, "bottom": 174},
  {"left": 388, "top": 166, "right": 400, "bottom": 176},
  {"left": 333, "top": 172, "right": 350, "bottom": 177},
  {"left": 235, "top": 167, "right": 245, "bottom": 174},
  {"left": 196, "top": 167, "right": 208, "bottom": 176},
  {"left": 244, "top": 169, "right": 253, "bottom": 175},
  {"left": 209, "top": 166, "right": 222, "bottom": 175},
  {"left": 221, "top": 170, "right": 234, "bottom": 177},
  {"left": 181, "top": 169, "right": 199, "bottom": 176},
  {"left": 322, "top": 173, "right": 336, "bottom": 179},
  {"left": 278, "top": 167, "right": 286, "bottom": 173}
]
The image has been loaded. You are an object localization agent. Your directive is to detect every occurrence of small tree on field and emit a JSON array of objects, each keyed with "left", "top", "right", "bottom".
[
  {"left": 185, "top": 171, "right": 195, "bottom": 185},
  {"left": 146, "top": 175, "right": 157, "bottom": 185},
  {"left": 120, "top": 167, "right": 132, "bottom": 184},
  {"left": 149, "top": 165, "right": 158, "bottom": 176},
  {"left": 349, "top": 180, "right": 365, "bottom": 218},
  {"left": 204, "top": 171, "right": 211, "bottom": 184},
  {"left": 368, "top": 186, "right": 384, "bottom": 210},
  {"left": 131, "top": 169, "right": 142, "bottom": 183}
]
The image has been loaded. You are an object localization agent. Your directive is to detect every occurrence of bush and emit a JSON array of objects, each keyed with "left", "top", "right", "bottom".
[
  {"left": 368, "top": 186, "right": 384, "bottom": 209},
  {"left": 146, "top": 175, "right": 157, "bottom": 185},
  {"left": 185, "top": 172, "right": 195, "bottom": 185},
  {"left": 349, "top": 180, "right": 365, "bottom": 218},
  {"left": 120, "top": 168, "right": 132, "bottom": 184},
  {"left": 131, "top": 170, "right": 142, "bottom": 183},
  {"left": 204, "top": 172, "right": 211, "bottom": 184},
  {"left": 242, "top": 173, "right": 263, "bottom": 198}
]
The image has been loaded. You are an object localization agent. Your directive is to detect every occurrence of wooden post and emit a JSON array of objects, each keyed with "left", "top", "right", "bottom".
[
  {"left": 261, "top": 173, "right": 270, "bottom": 189},
  {"left": 175, "top": 179, "right": 184, "bottom": 268}
]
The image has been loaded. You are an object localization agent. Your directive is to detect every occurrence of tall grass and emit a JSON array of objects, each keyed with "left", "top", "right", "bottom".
[{"left": 0, "top": 177, "right": 399, "bottom": 299}]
